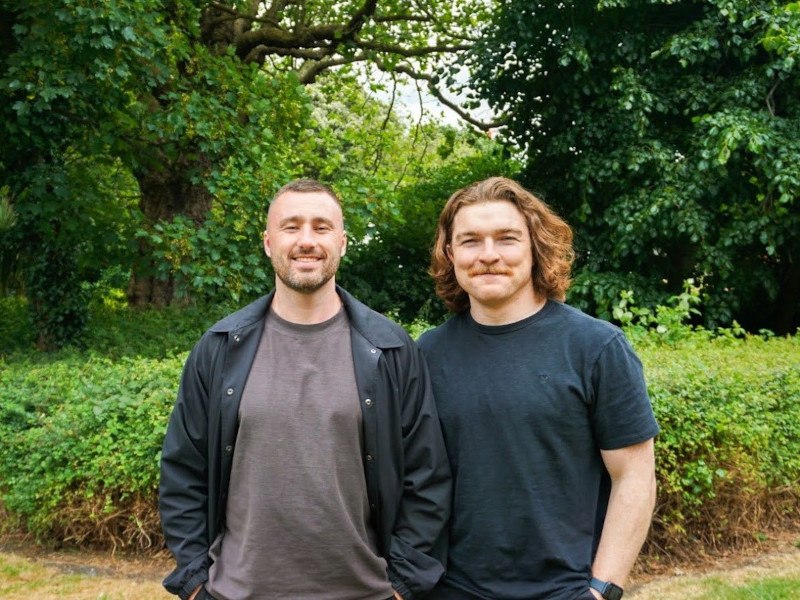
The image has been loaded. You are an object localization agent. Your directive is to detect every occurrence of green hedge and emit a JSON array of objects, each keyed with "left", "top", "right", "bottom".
[
  {"left": 0, "top": 351, "right": 184, "bottom": 548},
  {"left": 1, "top": 328, "right": 798, "bottom": 558},
  {"left": 0, "top": 294, "right": 229, "bottom": 359},
  {"left": 638, "top": 335, "right": 800, "bottom": 558}
]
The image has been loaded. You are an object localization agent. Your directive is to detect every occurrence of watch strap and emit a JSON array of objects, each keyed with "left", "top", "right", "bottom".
[{"left": 589, "top": 577, "right": 624, "bottom": 600}]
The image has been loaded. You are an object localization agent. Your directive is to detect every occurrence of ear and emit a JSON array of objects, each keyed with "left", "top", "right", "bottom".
[
  {"left": 263, "top": 230, "right": 271, "bottom": 258},
  {"left": 339, "top": 231, "right": 347, "bottom": 257},
  {"left": 446, "top": 243, "right": 454, "bottom": 261}
]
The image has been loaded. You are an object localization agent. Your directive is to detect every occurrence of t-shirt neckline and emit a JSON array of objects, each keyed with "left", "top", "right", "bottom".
[{"left": 466, "top": 299, "right": 555, "bottom": 335}]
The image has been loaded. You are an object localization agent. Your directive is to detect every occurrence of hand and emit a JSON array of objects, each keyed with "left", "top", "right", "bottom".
[
  {"left": 187, "top": 585, "right": 203, "bottom": 600},
  {"left": 588, "top": 588, "right": 603, "bottom": 600},
  {"left": 393, "top": 591, "right": 403, "bottom": 600}
]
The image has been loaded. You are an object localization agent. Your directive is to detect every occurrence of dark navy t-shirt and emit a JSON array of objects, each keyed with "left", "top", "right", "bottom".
[{"left": 418, "top": 300, "right": 659, "bottom": 600}]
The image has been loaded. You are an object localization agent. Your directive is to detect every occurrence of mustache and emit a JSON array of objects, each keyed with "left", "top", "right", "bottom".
[{"left": 467, "top": 266, "right": 513, "bottom": 277}]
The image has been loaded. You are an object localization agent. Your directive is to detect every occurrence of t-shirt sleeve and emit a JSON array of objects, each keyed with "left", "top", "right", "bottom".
[{"left": 590, "top": 332, "right": 660, "bottom": 450}]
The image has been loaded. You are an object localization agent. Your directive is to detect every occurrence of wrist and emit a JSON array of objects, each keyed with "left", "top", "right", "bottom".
[
  {"left": 187, "top": 585, "right": 202, "bottom": 600},
  {"left": 589, "top": 577, "right": 624, "bottom": 600}
]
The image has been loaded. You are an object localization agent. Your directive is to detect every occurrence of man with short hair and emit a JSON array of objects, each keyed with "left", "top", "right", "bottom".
[
  {"left": 159, "top": 179, "right": 451, "bottom": 600},
  {"left": 418, "top": 177, "right": 658, "bottom": 600}
]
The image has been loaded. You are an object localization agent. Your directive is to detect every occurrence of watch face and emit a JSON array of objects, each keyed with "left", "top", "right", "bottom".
[
  {"left": 605, "top": 583, "right": 623, "bottom": 600},
  {"left": 590, "top": 577, "right": 624, "bottom": 600}
]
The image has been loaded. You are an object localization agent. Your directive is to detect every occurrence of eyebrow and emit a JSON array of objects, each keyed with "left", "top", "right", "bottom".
[
  {"left": 278, "top": 215, "right": 337, "bottom": 228},
  {"left": 454, "top": 227, "right": 524, "bottom": 241}
]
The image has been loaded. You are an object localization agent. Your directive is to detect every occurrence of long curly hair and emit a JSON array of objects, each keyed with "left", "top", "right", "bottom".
[{"left": 430, "top": 177, "right": 575, "bottom": 313}]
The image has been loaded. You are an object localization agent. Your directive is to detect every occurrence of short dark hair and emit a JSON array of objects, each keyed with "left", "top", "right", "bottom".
[
  {"left": 272, "top": 178, "right": 341, "bottom": 206},
  {"left": 430, "top": 177, "right": 575, "bottom": 313}
]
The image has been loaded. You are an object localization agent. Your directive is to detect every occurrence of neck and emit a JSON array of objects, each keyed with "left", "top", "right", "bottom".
[
  {"left": 469, "top": 291, "right": 547, "bottom": 326},
  {"left": 270, "top": 280, "right": 342, "bottom": 324}
]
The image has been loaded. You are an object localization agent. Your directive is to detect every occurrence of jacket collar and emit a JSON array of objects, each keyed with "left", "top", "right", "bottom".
[{"left": 209, "top": 285, "right": 405, "bottom": 349}]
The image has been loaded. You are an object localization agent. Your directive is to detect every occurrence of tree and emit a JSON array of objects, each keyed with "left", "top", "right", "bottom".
[
  {"left": 1, "top": 0, "right": 496, "bottom": 346},
  {"left": 470, "top": 0, "right": 800, "bottom": 333},
  {"left": 1, "top": 0, "right": 182, "bottom": 346}
]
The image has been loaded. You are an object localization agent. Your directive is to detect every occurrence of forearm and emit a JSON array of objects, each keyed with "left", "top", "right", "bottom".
[
  {"left": 591, "top": 440, "right": 657, "bottom": 594},
  {"left": 592, "top": 473, "right": 656, "bottom": 586}
]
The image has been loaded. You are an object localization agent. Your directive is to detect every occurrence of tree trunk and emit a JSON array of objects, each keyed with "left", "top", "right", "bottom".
[
  {"left": 0, "top": 8, "right": 16, "bottom": 61},
  {"left": 127, "top": 157, "right": 213, "bottom": 307},
  {"left": 771, "top": 257, "right": 800, "bottom": 335}
]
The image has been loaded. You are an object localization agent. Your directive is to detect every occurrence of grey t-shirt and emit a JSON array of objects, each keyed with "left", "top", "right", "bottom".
[
  {"left": 418, "top": 300, "right": 659, "bottom": 600},
  {"left": 207, "top": 307, "right": 393, "bottom": 600}
]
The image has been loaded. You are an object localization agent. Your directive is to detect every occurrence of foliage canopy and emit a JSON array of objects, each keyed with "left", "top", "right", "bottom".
[
  {"left": 471, "top": 0, "right": 800, "bottom": 333},
  {"left": 0, "top": 0, "right": 502, "bottom": 347}
]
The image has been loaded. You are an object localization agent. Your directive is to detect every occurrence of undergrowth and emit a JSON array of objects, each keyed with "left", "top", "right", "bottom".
[{"left": 0, "top": 283, "right": 798, "bottom": 567}]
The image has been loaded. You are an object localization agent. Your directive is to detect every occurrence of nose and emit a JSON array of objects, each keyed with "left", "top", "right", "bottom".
[
  {"left": 478, "top": 239, "right": 500, "bottom": 263},
  {"left": 297, "top": 224, "right": 316, "bottom": 248}
]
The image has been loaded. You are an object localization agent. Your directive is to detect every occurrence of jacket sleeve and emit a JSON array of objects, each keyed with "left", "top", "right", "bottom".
[
  {"left": 387, "top": 342, "right": 452, "bottom": 600},
  {"left": 159, "top": 335, "right": 216, "bottom": 599}
]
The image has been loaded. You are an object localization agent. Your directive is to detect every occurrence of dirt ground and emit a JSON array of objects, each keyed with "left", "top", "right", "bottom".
[
  {"left": 627, "top": 533, "right": 800, "bottom": 598},
  {"left": 1, "top": 532, "right": 799, "bottom": 599}
]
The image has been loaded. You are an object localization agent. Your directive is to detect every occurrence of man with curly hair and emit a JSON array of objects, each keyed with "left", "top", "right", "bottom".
[{"left": 418, "top": 177, "right": 659, "bottom": 600}]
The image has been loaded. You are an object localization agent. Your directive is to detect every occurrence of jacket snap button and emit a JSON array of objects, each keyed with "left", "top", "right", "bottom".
[
  {"left": 226, "top": 388, "right": 234, "bottom": 396},
  {"left": 366, "top": 454, "right": 373, "bottom": 461},
  {"left": 370, "top": 348, "right": 377, "bottom": 354},
  {"left": 225, "top": 445, "right": 233, "bottom": 453},
  {"left": 365, "top": 398, "right": 373, "bottom": 407},
  {"left": 233, "top": 334, "right": 240, "bottom": 343}
]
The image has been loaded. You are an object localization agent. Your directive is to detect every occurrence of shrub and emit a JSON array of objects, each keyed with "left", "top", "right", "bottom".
[
  {"left": 82, "top": 298, "right": 229, "bottom": 360},
  {"left": 0, "top": 295, "right": 33, "bottom": 355},
  {"left": 0, "top": 351, "right": 184, "bottom": 549},
  {"left": 1, "top": 292, "right": 228, "bottom": 360},
  {"left": 0, "top": 295, "right": 234, "bottom": 549},
  {"left": 639, "top": 335, "right": 800, "bottom": 560},
  {"left": 0, "top": 298, "right": 798, "bottom": 564}
]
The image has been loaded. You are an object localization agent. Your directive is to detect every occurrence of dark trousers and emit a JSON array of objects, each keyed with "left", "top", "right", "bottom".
[{"left": 428, "top": 580, "right": 597, "bottom": 600}]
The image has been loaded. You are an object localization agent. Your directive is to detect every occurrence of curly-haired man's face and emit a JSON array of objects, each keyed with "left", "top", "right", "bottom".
[{"left": 447, "top": 200, "right": 538, "bottom": 320}]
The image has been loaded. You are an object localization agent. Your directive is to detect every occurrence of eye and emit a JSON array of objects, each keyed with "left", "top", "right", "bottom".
[{"left": 315, "top": 225, "right": 332, "bottom": 232}]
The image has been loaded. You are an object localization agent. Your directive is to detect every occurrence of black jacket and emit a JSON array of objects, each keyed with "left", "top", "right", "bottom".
[{"left": 159, "top": 287, "right": 451, "bottom": 600}]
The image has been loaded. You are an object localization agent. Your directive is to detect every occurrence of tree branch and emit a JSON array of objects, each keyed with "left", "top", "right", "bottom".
[
  {"left": 374, "top": 15, "right": 432, "bottom": 23},
  {"left": 244, "top": 44, "right": 333, "bottom": 63},
  {"left": 393, "top": 80, "right": 428, "bottom": 191},
  {"left": 344, "top": 0, "right": 379, "bottom": 38},
  {"left": 264, "top": 0, "right": 294, "bottom": 25},
  {"left": 298, "top": 54, "right": 360, "bottom": 84},
  {"left": 383, "top": 62, "right": 506, "bottom": 130},
  {"left": 356, "top": 39, "right": 471, "bottom": 57},
  {"left": 766, "top": 80, "right": 780, "bottom": 117}
]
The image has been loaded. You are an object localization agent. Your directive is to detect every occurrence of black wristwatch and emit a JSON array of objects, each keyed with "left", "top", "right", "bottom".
[{"left": 589, "top": 577, "right": 624, "bottom": 600}]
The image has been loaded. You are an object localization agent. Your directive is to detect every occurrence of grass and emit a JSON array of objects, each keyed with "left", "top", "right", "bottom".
[
  {"left": 1, "top": 544, "right": 799, "bottom": 599},
  {"left": 0, "top": 551, "right": 171, "bottom": 600},
  {"left": 628, "top": 541, "right": 800, "bottom": 599},
  {"left": 698, "top": 576, "right": 799, "bottom": 599}
]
